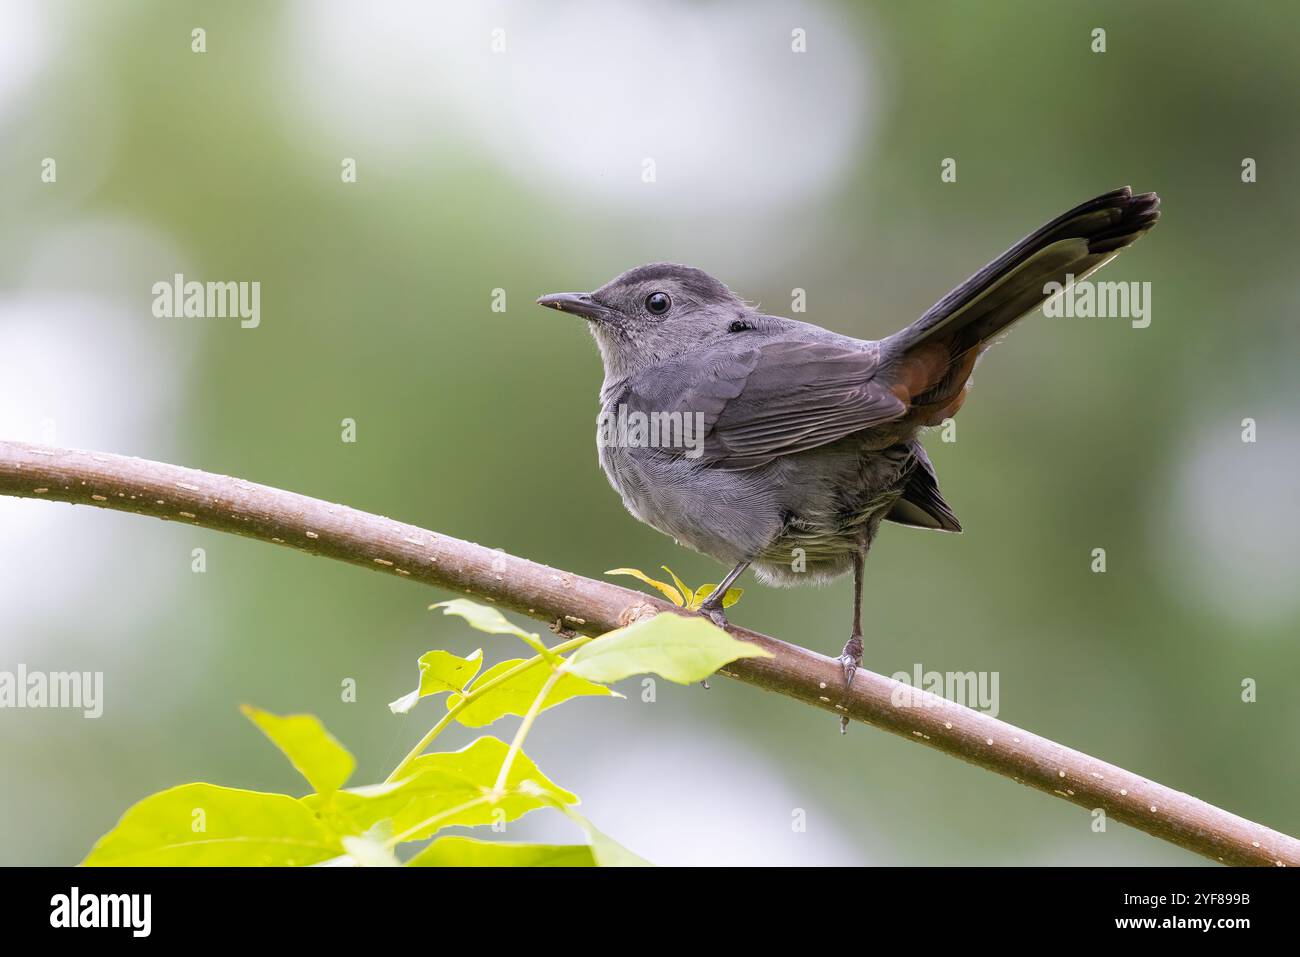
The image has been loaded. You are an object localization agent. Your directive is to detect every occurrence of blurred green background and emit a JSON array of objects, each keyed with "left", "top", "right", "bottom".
[{"left": 2, "top": 0, "right": 1297, "bottom": 866}]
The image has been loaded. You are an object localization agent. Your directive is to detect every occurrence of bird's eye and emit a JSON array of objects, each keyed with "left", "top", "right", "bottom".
[
  {"left": 728, "top": 320, "right": 752, "bottom": 333},
  {"left": 644, "top": 292, "right": 671, "bottom": 315}
]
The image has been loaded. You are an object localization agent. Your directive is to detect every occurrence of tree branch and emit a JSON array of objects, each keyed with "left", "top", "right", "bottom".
[{"left": 1, "top": 440, "right": 1295, "bottom": 867}]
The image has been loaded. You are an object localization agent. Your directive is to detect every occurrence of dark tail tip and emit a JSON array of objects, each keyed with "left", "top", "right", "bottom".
[{"left": 1089, "top": 189, "right": 1161, "bottom": 254}]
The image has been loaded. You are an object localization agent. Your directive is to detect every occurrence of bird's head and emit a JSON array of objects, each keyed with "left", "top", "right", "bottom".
[{"left": 537, "top": 262, "right": 759, "bottom": 380}]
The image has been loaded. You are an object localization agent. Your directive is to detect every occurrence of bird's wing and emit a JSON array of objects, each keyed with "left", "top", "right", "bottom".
[{"left": 622, "top": 340, "right": 906, "bottom": 470}]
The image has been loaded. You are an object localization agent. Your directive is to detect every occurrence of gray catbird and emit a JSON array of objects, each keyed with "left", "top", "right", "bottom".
[{"left": 538, "top": 186, "right": 1159, "bottom": 713}]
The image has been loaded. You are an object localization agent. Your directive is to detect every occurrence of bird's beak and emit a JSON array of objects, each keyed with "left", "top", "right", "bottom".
[{"left": 535, "top": 292, "right": 607, "bottom": 322}]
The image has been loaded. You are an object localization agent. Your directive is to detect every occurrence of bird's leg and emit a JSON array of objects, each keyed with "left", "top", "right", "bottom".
[
  {"left": 837, "top": 550, "right": 866, "bottom": 684},
  {"left": 696, "top": 561, "right": 750, "bottom": 688},
  {"left": 697, "top": 561, "right": 749, "bottom": 631},
  {"left": 837, "top": 549, "right": 866, "bottom": 734}
]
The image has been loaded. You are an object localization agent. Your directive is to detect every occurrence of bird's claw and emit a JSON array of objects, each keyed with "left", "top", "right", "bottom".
[
  {"left": 837, "top": 635, "right": 863, "bottom": 688},
  {"left": 698, "top": 602, "right": 730, "bottom": 631},
  {"left": 836, "top": 634, "right": 863, "bottom": 736},
  {"left": 696, "top": 602, "right": 730, "bottom": 686}
]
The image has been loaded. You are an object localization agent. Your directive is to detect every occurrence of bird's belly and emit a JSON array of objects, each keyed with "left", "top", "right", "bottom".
[
  {"left": 597, "top": 445, "right": 785, "bottom": 566},
  {"left": 752, "top": 490, "right": 902, "bottom": 585},
  {"left": 597, "top": 439, "right": 915, "bottom": 582},
  {"left": 751, "top": 441, "right": 914, "bottom": 585}
]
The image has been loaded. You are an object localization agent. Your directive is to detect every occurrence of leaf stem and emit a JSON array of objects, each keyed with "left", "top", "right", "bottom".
[
  {"left": 385, "top": 793, "right": 496, "bottom": 848},
  {"left": 385, "top": 633, "right": 590, "bottom": 784},
  {"left": 492, "top": 668, "right": 563, "bottom": 794}
]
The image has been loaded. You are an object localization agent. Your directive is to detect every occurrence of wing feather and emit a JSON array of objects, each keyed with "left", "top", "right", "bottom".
[{"left": 622, "top": 340, "right": 906, "bottom": 470}]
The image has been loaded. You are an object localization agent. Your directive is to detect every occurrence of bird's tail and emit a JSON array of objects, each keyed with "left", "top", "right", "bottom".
[{"left": 880, "top": 186, "right": 1160, "bottom": 425}]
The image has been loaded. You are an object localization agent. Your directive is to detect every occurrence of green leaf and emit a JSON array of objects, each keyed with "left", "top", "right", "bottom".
[
  {"left": 241, "top": 705, "right": 354, "bottom": 794},
  {"left": 408, "top": 836, "right": 595, "bottom": 867},
  {"left": 82, "top": 783, "right": 340, "bottom": 866},
  {"left": 517, "top": 783, "right": 652, "bottom": 866},
  {"left": 406, "top": 736, "right": 575, "bottom": 794},
  {"left": 301, "top": 770, "right": 476, "bottom": 838},
  {"left": 389, "top": 648, "right": 483, "bottom": 714},
  {"left": 564, "top": 613, "right": 771, "bottom": 685},
  {"left": 448, "top": 658, "right": 618, "bottom": 728},
  {"left": 687, "top": 584, "right": 744, "bottom": 611},
  {"left": 432, "top": 599, "right": 553, "bottom": 657},
  {"left": 303, "top": 737, "right": 579, "bottom": 843},
  {"left": 605, "top": 567, "right": 684, "bottom": 606},
  {"left": 660, "top": 566, "right": 693, "bottom": 603},
  {"left": 389, "top": 736, "right": 577, "bottom": 842},
  {"left": 432, "top": 599, "right": 534, "bottom": 640}
]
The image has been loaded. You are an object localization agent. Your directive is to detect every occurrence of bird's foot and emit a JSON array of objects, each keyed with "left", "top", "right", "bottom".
[
  {"left": 697, "top": 600, "right": 730, "bottom": 631},
  {"left": 695, "top": 601, "right": 731, "bottom": 689},
  {"left": 836, "top": 634, "right": 863, "bottom": 735},
  {"left": 837, "top": 634, "right": 863, "bottom": 687}
]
